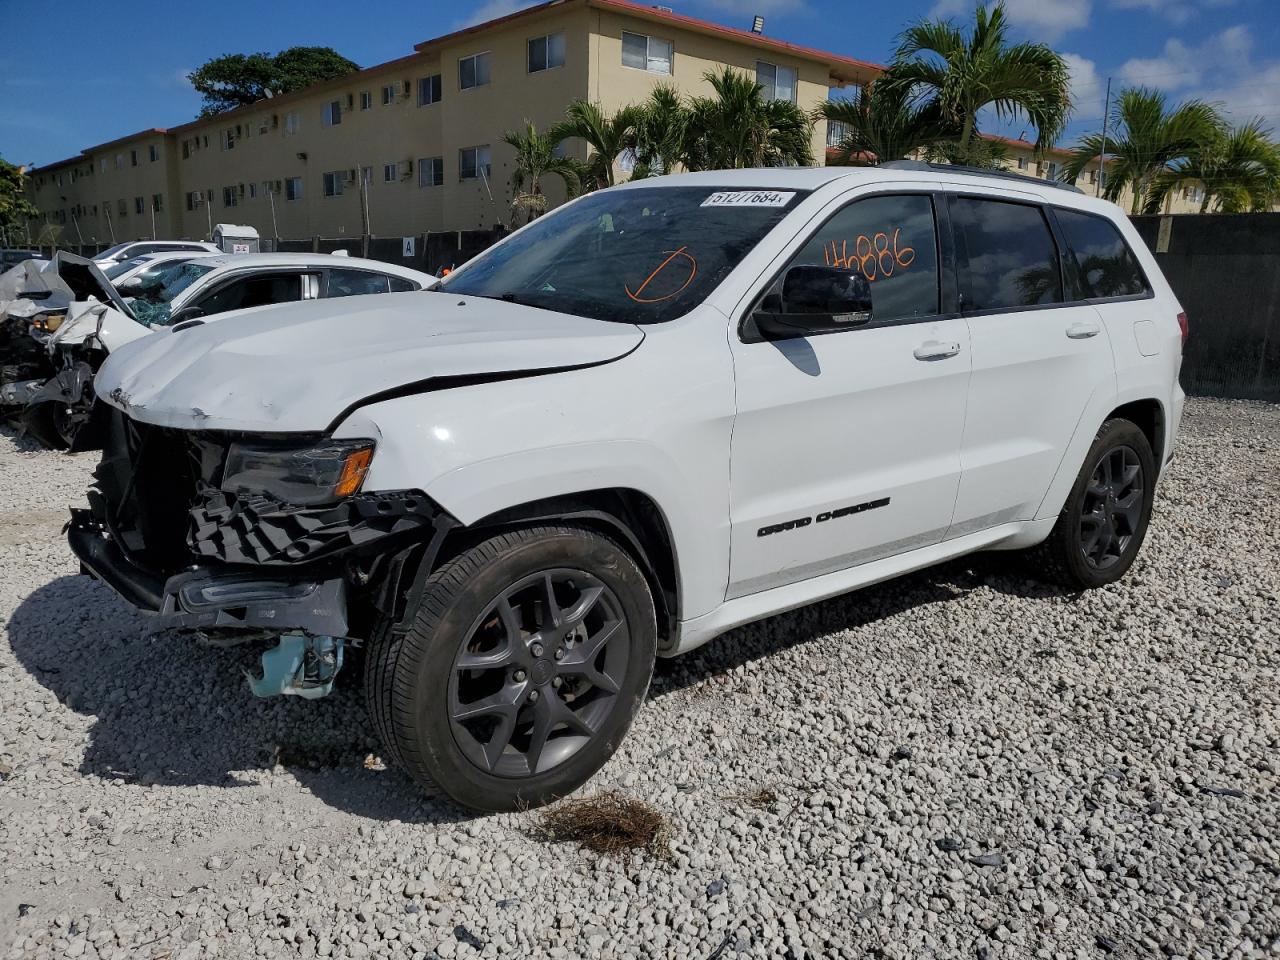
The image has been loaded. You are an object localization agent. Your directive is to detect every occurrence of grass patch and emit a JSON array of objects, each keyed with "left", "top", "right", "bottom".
[
  {"left": 540, "top": 791, "right": 672, "bottom": 859},
  {"left": 722, "top": 785, "right": 779, "bottom": 810}
]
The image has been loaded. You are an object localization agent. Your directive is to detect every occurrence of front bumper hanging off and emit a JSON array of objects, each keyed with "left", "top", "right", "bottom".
[{"left": 68, "top": 509, "right": 354, "bottom": 637}]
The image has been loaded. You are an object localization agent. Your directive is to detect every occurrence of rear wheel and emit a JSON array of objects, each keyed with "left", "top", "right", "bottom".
[
  {"left": 364, "top": 525, "right": 656, "bottom": 812},
  {"left": 1028, "top": 418, "right": 1156, "bottom": 589}
]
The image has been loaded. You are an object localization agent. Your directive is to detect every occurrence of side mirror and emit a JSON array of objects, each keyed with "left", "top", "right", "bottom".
[
  {"left": 116, "top": 277, "right": 145, "bottom": 296},
  {"left": 169, "top": 305, "right": 205, "bottom": 324},
  {"left": 753, "top": 265, "right": 873, "bottom": 340}
]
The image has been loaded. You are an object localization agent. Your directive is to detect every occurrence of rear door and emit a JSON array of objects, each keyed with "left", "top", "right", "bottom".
[
  {"left": 946, "top": 192, "right": 1115, "bottom": 536},
  {"left": 727, "top": 190, "right": 971, "bottom": 598}
]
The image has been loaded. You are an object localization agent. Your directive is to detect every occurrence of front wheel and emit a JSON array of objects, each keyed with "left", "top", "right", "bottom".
[
  {"left": 364, "top": 524, "right": 657, "bottom": 812},
  {"left": 1027, "top": 418, "right": 1157, "bottom": 589}
]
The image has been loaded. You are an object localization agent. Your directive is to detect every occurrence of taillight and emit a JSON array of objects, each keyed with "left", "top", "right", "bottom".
[{"left": 1176, "top": 311, "right": 1189, "bottom": 346}]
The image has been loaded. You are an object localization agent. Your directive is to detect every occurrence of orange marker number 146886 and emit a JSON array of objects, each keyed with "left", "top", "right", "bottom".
[{"left": 823, "top": 228, "right": 915, "bottom": 282}]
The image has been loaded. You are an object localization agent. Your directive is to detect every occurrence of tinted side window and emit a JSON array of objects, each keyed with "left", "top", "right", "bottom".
[
  {"left": 387, "top": 275, "right": 418, "bottom": 292},
  {"left": 952, "top": 198, "right": 1062, "bottom": 311},
  {"left": 327, "top": 269, "right": 391, "bottom": 298},
  {"left": 1055, "top": 208, "right": 1150, "bottom": 299},
  {"left": 195, "top": 273, "right": 303, "bottom": 315},
  {"left": 785, "top": 194, "right": 940, "bottom": 323}
]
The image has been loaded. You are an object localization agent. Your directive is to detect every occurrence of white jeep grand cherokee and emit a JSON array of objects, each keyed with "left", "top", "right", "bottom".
[{"left": 71, "top": 164, "right": 1186, "bottom": 811}]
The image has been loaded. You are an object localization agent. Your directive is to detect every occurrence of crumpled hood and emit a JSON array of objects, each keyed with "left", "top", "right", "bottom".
[{"left": 96, "top": 291, "right": 644, "bottom": 432}]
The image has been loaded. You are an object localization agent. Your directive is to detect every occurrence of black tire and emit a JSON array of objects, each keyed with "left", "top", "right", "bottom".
[
  {"left": 20, "top": 400, "right": 72, "bottom": 451},
  {"left": 1028, "top": 418, "right": 1156, "bottom": 589},
  {"left": 364, "top": 524, "right": 657, "bottom": 812}
]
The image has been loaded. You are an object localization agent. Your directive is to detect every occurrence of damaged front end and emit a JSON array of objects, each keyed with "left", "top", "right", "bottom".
[{"left": 68, "top": 408, "right": 459, "bottom": 697}]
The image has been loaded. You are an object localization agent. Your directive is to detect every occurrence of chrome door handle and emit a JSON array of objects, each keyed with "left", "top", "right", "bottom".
[
  {"left": 913, "top": 340, "right": 961, "bottom": 361},
  {"left": 1067, "top": 321, "right": 1101, "bottom": 339}
]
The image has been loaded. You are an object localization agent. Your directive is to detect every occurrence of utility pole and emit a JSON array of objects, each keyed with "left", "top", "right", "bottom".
[
  {"left": 205, "top": 196, "right": 213, "bottom": 241},
  {"left": 268, "top": 187, "right": 279, "bottom": 248},
  {"left": 1096, "top": 77, "right": 1111, "bottom": 198},
  {"left": 105, "top": 206, "right": 116, "bottom": 242},
  {"left": 150, "top": 202, "right": 157, "bottom": 241}
]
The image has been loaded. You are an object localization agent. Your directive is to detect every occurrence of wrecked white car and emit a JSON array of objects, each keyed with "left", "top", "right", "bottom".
[
  {"left": 22, "top": 253, "right": 434, "bottom": 449},
  {"left": 0, "top": 258, "right": 74, "bottom": 412}
]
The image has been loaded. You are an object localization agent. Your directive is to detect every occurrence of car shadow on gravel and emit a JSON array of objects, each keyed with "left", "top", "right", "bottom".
[
  {"left": 8, "top": 556, "right": 1070, "bottom": 822},
  {"left": 647, "top": 552, "right": 1075, "bottom": 697},
  {"left": 7, "top": 574, "right": 473, "bottom": 825}
]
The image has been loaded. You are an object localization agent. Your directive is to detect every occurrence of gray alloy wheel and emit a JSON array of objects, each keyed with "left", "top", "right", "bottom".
[
  {"left": 1078, "top": 445, "right": 1145, "bottom": 570},
  {"left": 1026, "top": 417, "right": 1157, "bottom": 590},
  {"left": 447, "top": 569, "right": 632, "bottom": 778},
  {"left": 363, "top": 524, "right": 656, "bottom": 812}
]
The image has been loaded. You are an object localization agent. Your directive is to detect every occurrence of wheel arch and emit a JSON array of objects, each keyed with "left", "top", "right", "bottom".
[
  {"left": 437, "top": 489, "right": 681, "bottom": 652},
  {"left": 1107, "top": 397, "right": 1166, "bottom": 471}
]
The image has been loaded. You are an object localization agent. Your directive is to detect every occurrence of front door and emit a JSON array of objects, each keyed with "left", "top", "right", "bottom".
[{"left": 727, "top": 191, "right": 971, "bottom": 600}]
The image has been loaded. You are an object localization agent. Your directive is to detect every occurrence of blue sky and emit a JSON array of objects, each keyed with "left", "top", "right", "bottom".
[{"left": 2, "top": 0, "right": 1278, "bottom": 168}]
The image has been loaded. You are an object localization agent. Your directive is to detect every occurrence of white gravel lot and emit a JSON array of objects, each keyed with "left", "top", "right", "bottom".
[{"left": 1, "top": 397, "right": 1277, "bottom": 960}]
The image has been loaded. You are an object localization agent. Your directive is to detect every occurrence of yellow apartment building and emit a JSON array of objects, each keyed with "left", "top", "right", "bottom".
[{"left": 23, "top": 0, "right": 878, "bottom": 245}]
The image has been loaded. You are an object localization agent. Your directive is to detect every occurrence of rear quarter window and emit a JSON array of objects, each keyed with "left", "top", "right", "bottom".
[{"left": 1054, "top": 208, "right": 1151, "bottom": 299}]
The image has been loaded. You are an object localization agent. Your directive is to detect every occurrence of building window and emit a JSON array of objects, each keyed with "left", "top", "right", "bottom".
[
  {"left": 459, "top": 145, "right": 491, "bottom": 181},
  {"left": 130, "top": 149, "right": 138, "bottom": 166},
  {"left": 419, "top": 156, "right": 444, "bottom": 187},
  {"left": 755, "top": 61, "right": 797, "bottom": 102},
  {"left": 285, "top": 177, "right": 303, "bottom": 201},
  {"left": 323, "top": 100, "right": 342, "bottom": 126},
  {"left": 622, "top": 31, "right": 672, "bottom": 74},
  {"left": 222, "top": 128, "right": 236, "bottom": 150},
  {"left": 284, "top": 111, "right": 301, "bottom": 135},
  {"left": 149, "top": 145, "right": 160, "bottom": 162},
  {"left": 117, "top": 199, "right": 126, "bottom": 216},
  {"left": 1016, "top": 157, "right": 1029, "bottom": 170},
  {"left": 100, "top": 158, "right": 108, "bottom": 172},
  {"left": 381, "top": 84, "right": 396, "bottom": 105},
  {"left": 1045, "top": 161, "right": 1059, "bottom": 180},
  {"left": 222, "top": 186, "right": 238, "bottom": 208},
  {"left": 152, "top": 193, "right": 163, "bottom": 212},
  {"left": 528, "top": 33, "right": 566, "bottom": 73},
  {"left": 323, "top": 171, "right": 345, "bottom": 197},
  {"left": 418, "top": 74, "right": 442, "bottom": 106},
  {"left": 185, "top": 191, "right": 200, "bottom": 211},
  {"left": 383, "top": 162, "right": 399, "bottom": 183},
  {"left": 116, "top": 154, "right": 125, "bottom": 169},
  {"left": 360, "top": 90, "right": 372, "bottom": 110},
  {"left": 134, "top": 196, "right": 144, "bottom": 215},
  {"left": 249, "top": 183, "right": 257, "bottom": 199},
  {"left": 459, "top": 52, "right": 491, "bottom": 90},
  {"left": 182, "top": 141, "right": 190, "bottom": 160}
]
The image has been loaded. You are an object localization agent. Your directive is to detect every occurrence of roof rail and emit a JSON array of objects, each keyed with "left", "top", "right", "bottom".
[{"left": 879, "top": 159, "right": 1084, "bottom": 194}]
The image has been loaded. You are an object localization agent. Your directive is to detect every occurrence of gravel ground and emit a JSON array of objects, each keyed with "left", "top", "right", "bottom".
[{"left": 1, "top": 397, "right": 1277, "bottom": 960}]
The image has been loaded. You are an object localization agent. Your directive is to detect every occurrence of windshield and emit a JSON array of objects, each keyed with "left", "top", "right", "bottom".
[
  {"left": 104, "top": 257, "right": 149, "bottom": 280},
  {"left": 95, "top": 242, "right": 134, "bottom": 260},
  {"left": 128, "top": 261, "right": 216, "bottom": 325},
  {"left": 441, "top": 186, "right": 808, "bottom": 324}
]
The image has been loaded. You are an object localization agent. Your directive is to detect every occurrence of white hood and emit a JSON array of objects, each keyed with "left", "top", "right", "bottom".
[{"left": 96, "top": 291, "right": 644, "bottom": 432}]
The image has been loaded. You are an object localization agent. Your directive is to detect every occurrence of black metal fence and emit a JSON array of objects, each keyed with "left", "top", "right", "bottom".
[
  {"left": 29, "top": 227, "right": 508, "bottom": 278},
  {"left": 1130, "top": 213, "right": 1280, "bottom": 402}
]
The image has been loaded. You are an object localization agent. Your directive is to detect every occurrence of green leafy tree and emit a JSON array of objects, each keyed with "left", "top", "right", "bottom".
[
  {"left": 819, "top": 82, "right": 947, "bottom": 165},
  {"left": 1144, "top": 118, "right": 1280, "bottom": 214},
  {"left": 1060, "top": 87, "right": 1224, "bottom": 213},
  {"left": 550, "top": 100, "right": 641, "bottom": 190},
  {"left": 683, "top": 67, "right": 813, "bottom": 171},
  {"left": 885, "top": 2, "right": 1071, "bottom": 162},
  {"left": 0, "top": 157, "right": 38, "bottom": 239},
  {"left": 630, "top": 85, "right": 689, "bottom": 179},
  {"left": 501, "top": 122, "right": 583, "bottom": 225},
  {"left": 188, "top": 47, "right": 359, "bottom": 117},
  {"left": 925, "top": 133, "right": 1008, "bottom": 169}
]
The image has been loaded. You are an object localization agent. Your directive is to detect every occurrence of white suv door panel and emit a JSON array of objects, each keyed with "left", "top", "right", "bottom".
[
  {"left": 728, "top": 191, "right": 970, "bottom": 599},
  {"left": 946, "top": 193, "right": 1117, "bottom": 537}
]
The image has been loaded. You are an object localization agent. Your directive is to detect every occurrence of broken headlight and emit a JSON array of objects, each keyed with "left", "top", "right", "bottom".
[
  {"left": 221, "top": 439, "right": 375, "bottom": 506},
  {"left": 31, "top": 312, "right": 66, "bottom": 332}
]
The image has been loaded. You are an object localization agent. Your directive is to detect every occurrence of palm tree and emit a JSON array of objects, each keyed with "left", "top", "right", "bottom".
[
  {"left": 1144, "top": 118, "right": 1280, "bottom": 214},
  {"left": 500, "top": 122, "right": 582, "bottom": 225},
  {"left": 819, "top": 82, "right": 947, "bottom": 164},
  {"left": 550, "top": 100, "right": 641, "bottom": 191},
  {"left": 630, "top": 84, "right": 689, "bottom": 178},
  {"left": 885, "top": 2, "right": 1071, "bottom": 161},
  {"left": 1060, "top": 87, "right": 1224, "bottom": 214},
  {"left": 683, "top": 67, "right": 813, "bottom": 171}
]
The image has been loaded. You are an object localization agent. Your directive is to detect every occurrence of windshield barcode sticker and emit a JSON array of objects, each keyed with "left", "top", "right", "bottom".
[{"left": 701, "top": 191, "right": 796, "bottom": 208}]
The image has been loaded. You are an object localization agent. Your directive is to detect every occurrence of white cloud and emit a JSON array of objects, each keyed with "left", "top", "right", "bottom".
[
  {"left": 928, "top": 0, "right": 1091, "bottom": 42},
  {"left": 452, "top": 0, "right": 538, "bottom": 30},
  {"left": 1062, "top": 52, "right": 1102, "bottom": 110},
  {"left": 1118, "top": 26, "right": 1280, "bottom": 127},
  {"left": 1111, "top": 0, "right": 1238, "bottom": 24},
  {"left": 174, "top": 68, "right": 193, "bottom": 89}
]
